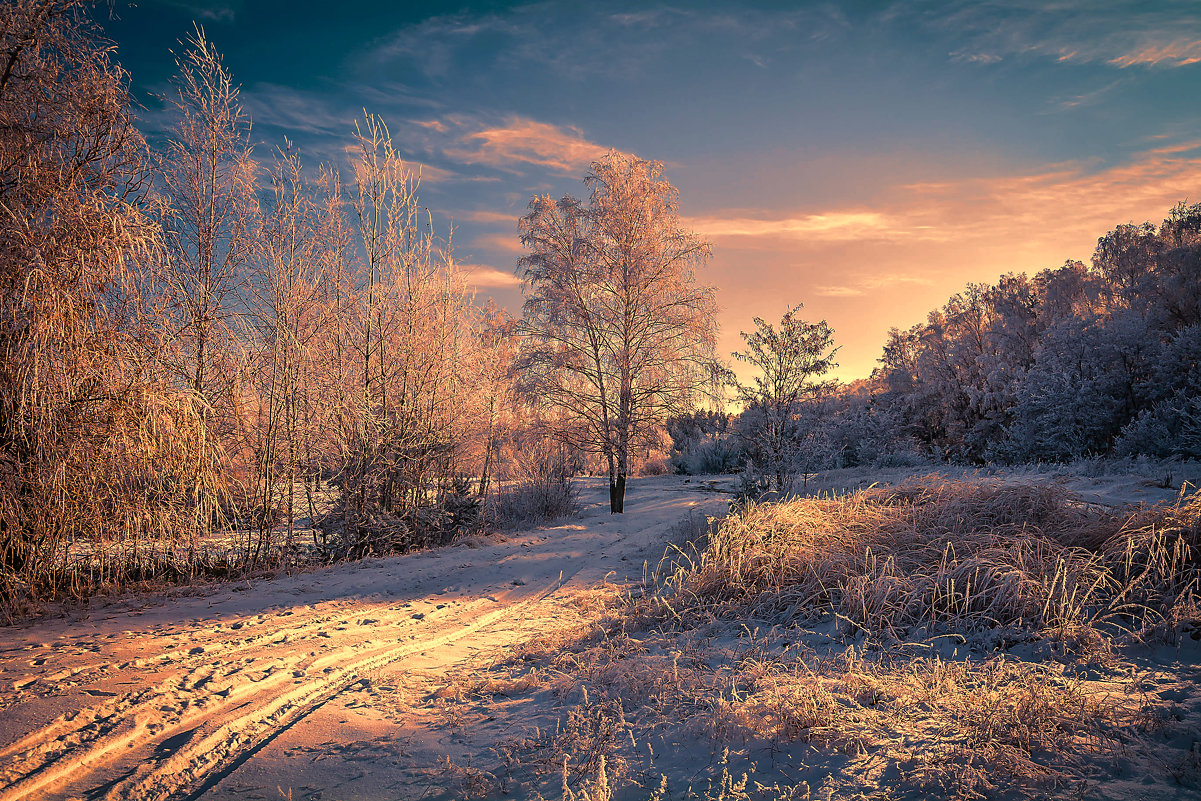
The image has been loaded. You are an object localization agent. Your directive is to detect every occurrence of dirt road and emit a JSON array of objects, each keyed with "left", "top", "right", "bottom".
[{"left": 0, "top": 476, "right": 727, "bottom": 801}]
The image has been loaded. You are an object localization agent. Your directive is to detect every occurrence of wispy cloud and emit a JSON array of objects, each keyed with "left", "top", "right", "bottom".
[
  {"left": 356, "top": 3, "right": 838, "bottom": 84},
  {"left": 932, "top": 1, "right": 1201, "bottom": 70},
  {"left": 442, "top": 117, "right": 612, "bottom": 174},
  {"left": 241, "top": 84, "right": 348, "bottom": 138},
  {"left": 458, "top": 263, "right": 522, "bottom": 289},
  {"left": 454, "top": 210, "right": 519, "bottom": 225},
  {"left": 683, "top": 211, "right": 910, "bottom": 242},
  {"left": 1050, "top": 78, "right": 1128, "bottom": 110},
  {"left": 157, "top": 0, "right": 241, "bottom": 22},
  {"left": 350, "top": 80, "right": 447, "bottom": 112},
  {"left": 814, "top": 274, "right": 933, "bottom": 298},
  {"left": 950, "top": 50, "right": 1002, "bottom": 64},
  {"left": 472, "top": 232, "right": 527, "bottom": 255},
  {"left": 409, "top": 163, "right": 461, "bottom": 183},
  {"left": 360, "top": 12, "right": 511, "bottom": 79},
  {"left": 233, "top": 85, "right": 453, "bottom": 172},
  {"left": 691, "top": 140, "right": 1201, "bottom": 263},
  {"left": 1107, "top": 38, "right": 1201, "bottom": 68},
  {"left": 898, "top": 141, "right": 1201, "bottom": 246}
]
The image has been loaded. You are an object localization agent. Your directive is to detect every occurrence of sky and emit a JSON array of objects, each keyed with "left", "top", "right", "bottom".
[{"left": 101, "top": 0, "right": 1201, "bottom": 382}]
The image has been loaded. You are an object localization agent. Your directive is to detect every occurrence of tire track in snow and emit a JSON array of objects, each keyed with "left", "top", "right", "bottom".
[
  {"left": 0, "top": 572, "right": 571, "bottom": 801},
  {"left": 116, "top": 574, "right": 571, "bottom": 801},
  {"left": 0, "top": 595, "right": 483, "bottom": 798},
  {"left": 3, "top": 603, "right": 399, "bottom": 704},
  {"left": 0, "top": 475, "right": 709, "bottom": 800},
  {"left": 0, "top": 598, "right": 443, "bottom": 768}
]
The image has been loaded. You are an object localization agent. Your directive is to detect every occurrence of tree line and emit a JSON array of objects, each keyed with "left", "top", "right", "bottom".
[
  {"left": 670, "top": 200, "right": 1201, "bottom": 493},
  {"left": 871, "top": 203, "right": 1201, "bottom": 464},
  {"left": 2, "top": 3, "right": 522, "bottom": 595}
]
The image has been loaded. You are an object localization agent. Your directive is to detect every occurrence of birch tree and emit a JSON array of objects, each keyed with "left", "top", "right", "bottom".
[
  {"left": 338, "top": 113, "right": 479, "bottom": 534},
  {"left": 517, "top": 152, "right": 717, "bottom": 514},
  {"left": 158, "top": 26, "right": 256, "bottom": 440},
  {"left": 246, "top": 143, "right": 325, "bottom": 558},
  {"left": 730, "top": 305, "right": 838, "bottom": 495}
]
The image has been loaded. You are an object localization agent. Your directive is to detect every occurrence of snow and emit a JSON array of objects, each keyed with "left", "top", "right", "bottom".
[
  {"left": 0, "top": 469, "right": 1198, "bottom": 800},
  {"left": 0, "top": 475, "right": 729, "bottom": 800}
]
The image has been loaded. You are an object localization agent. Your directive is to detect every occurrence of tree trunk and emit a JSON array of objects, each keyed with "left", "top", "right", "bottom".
[
  {"left": 610, "top": 473, "right": 626, "bottom": 513},
  {"left": 612, "top": 405, "right": 630, "bottom": 514},
  {"left": 611, "top": 439, "right": 629, "bottom": 514}
]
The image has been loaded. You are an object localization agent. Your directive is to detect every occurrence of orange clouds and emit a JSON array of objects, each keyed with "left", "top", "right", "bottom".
[
  {"left": 443, "top": 117, "right": 611, "bottom": 174},
  {"left": 458, "top": 263, "right": 521, "bottom": 289},
  {"left": 1104, "top": 39, "right": 1201, "bottom": 68},
  {"left": 454, "top": 209, "right": 519, "bottom": 224},
  {"left": 681, "top": 211, "right": 904, "bottom": 242},
  {"left": 471, "top": 232, "right": 527, "bottom": 254},
  {"left": 813, "top": 274, "right": 933, "bottom": 298},
  {"left": 697, "top": 142, "right": 1201, "bottom": 257},
  {"left": 901, "top": 141, "right": 1201, "bottom": 247}
]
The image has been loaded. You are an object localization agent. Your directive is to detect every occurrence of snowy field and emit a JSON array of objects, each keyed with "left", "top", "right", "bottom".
[{"left": 0, "top": 467, "right": 1199, "bottom": 800}]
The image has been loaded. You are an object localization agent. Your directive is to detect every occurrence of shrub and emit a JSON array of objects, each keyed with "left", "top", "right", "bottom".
[
  {"left": 670, "top": 434, "right": 743, "bottom": 475},
  {"left": 491, "top": 451, "right": 578, "bottom": 529},
  {"left": 666, "top": 411, "right": 742, "bottom": 475},
  {"left": 1115, "top": 391, "right": 1201, "bottom": 458},
  {"left": 637, "top": 456, "right": 672, "bottom": 476}
]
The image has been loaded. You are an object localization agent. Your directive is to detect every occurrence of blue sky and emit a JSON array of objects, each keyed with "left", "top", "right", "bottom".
[{"left": 103, "top": 1, "right": 1201, "bottom": 380}]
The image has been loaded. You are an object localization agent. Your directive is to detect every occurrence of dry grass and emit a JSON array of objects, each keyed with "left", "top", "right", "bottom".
[
  {"left": 663, "top": 476, "right": 1201, "bottom": 646},
  {"left": 484, "top": 628, "right": 1160, "bottom": 799},
  {"left": 441, "top": 477, "right": 1201, "bottom": 800}
]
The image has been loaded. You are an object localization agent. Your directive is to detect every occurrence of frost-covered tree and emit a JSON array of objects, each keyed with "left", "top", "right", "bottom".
[
  {"left": 0, "top": 1, "right": 211, "bottom": 590},
  {"left": 517, "top": 152, "right": 718, "bottom": 513},
  {"left": 1093, "top": 221, "right": 1161, "bottom": 312},
  {"left": 868, "top": 201, "right": 1201, "bottom": 464},
  {"left": 729, "top": 305, "right": 837, "bottom": 495},
  {"left": 244, "top": 143, "right": 325, "bottom": 552},
  {"left": 158, "top": 26, "right": 257, "bottom": 428},
  {"left": 666, "top": 410, "right": 741, "bottom": 475},
  {"left": 821, "top": 380, "right": 923, "bottom": 468},
  {"left": 1115, "top": 324, "right": 1201, "bottom": 458}
]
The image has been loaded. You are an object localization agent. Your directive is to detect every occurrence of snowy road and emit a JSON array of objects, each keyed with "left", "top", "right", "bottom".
[{"left": 0, "top": 475, "right": 729, "bottom": 801}]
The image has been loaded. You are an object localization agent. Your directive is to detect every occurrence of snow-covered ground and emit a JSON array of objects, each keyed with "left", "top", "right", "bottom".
[
  {"left": 788, "top": 459, "right": 1201, "bottom": 508},
  {"left": 0, "top": 467, "right": 1198, "bottom": 800},
  {"left": 0, "top": 476, "right": 729, "bottom": 801}
]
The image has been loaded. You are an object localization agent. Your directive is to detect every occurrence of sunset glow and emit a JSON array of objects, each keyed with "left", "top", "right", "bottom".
[{"left": 103, "top": 0, "right": 1201, "bottom": 380}]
